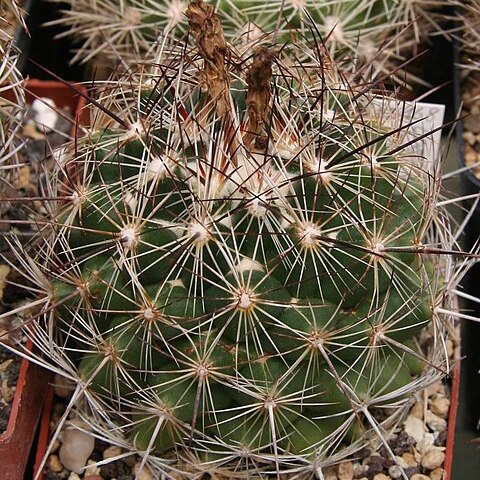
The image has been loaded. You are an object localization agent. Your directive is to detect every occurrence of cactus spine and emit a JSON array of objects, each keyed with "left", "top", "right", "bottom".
[
  {"left": 14, "top": 1, "right": 463, "bottom": 478},
  {"left": 0, "top": 1, "right": 25, "bottom": 191}
]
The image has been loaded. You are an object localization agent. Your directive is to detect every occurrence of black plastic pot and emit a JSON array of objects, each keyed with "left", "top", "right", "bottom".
[
  {"left": 451, "top": 36, "right": 480, "bottom": 480},
  {"left": 13, "top": 0, "right": 84, "bottom": 80},
  {"left": 12, "top": 0, "right": 34, "bottom": 74}
]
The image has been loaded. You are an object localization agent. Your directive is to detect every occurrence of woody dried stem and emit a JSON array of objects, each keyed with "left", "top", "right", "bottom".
[
  {"left": 245, "top": 46, "right": 276, "bottom": 149},
  {"left": 186, "top": 0, "right": 239, "bottom": 170},
  {"left": 186, "top": 0, "right": 230, "bottom": 119}
]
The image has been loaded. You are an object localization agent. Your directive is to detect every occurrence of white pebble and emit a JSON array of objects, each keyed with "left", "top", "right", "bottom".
[
  {"left": 31, "top": 98, "right": 58, "bottom": 132},
  {"left": 51, "top": 439, "right": 61, "bottom": 453},
  {"left": 388, "top": 465, "right": 403, "bottom": 479},
  {"left": 67, "top": 473, "right": 81, "bottom": 480},
  {"left": 324, "top": 471, "right": 337, "bottom": 480},
  {"left": 420, "top": 448, "right": 445, "bottom": 470},
  {"left": 133, "top": 462, "right": 154, "bottom": 480},
  {"left": 353, "top": 463, "right": 369, "bottom": 477},
  {"left": 430, "top": 397, "right": 450, "bottom": 419},
  {"left": 59, "top": 421, "right": 95, "bottom": 474},
  {"left": 425, "top": 382, "right": 442, "bottom": 397},
  {"left": 410, "top": 400, "right": 424, "bottom": 419},
  {"left": 429, "top": 467, "right": 445, "bottom": 480},
  {"left": 84, "top": 459, "right": 101, "bottom": 476},
  {"left": 53, "top": 374, "right": 75, "bottom": 399},
  {"left": 416, "top": 432, "right": 435, "bottom": 455},
  {"left": 446, "top": 339, "right": 454, "bottom": 358},
  {"left": 47, "top": 455, "right": 63, "bottom": 473},
  {"left": 425, "top": 411, "right": 447, "bottom": 433},
  {"left": 403, "top": 415, "right": 426, "bottom": 444},
  {"left": 464, "top": 131, "right": 477, "bottom": 146},
  {"left": 402, "top": 452, "right": 418, "bottom": 467},
  {"left": 413, "top": 448, "right": 422, "bottom": 463},
  {"left": 336, "top": 461, "right": 354, "bottom": 480},
  {"left": 103, "top": 445, "right": 123, "bottom": 460}
]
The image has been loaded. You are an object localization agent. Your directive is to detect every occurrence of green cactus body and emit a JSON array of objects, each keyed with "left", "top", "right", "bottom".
[
  {"left": 0, "top": 24, "right": 25, "bottom": 189},
  {"left": 31, "top": 3, "right": 455, "bottom": 477}
]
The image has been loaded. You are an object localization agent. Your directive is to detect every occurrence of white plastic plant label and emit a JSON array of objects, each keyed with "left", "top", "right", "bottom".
[
  {"left": 401, "top": 100, "right": 446, "bottom": 164},
  {"left": 369, "top": 96, "right": 446, "bottom": 171}
]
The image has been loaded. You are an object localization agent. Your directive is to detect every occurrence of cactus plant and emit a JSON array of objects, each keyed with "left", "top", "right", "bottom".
[
  {"left": 0, "top": 50, "right": 24, "bottom": 183},
  {"left": 7, "top": 1, "right": 470, "bottom": 478},
  {"left": 0, "top": 2, "right": 25, "bottom": 198},
  {"left": 47, "top": 0, "right": 442, "bottom": 85},
  {"left": 0, "top": 0, "right": 27, "bottom": 38},
  {"left": 449, "top": 1, "right": 480, "bottom": 67}
]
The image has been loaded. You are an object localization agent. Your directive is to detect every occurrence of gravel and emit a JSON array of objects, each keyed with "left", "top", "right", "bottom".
[{"left": 0, "top": 343, "right": 22, "bottom": 435}]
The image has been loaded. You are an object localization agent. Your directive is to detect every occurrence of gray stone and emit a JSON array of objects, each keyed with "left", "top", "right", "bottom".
[
  {"left": 59, "top": 421, "right": 95, "bottom": 474},
  {"left": 403, "top": 416, "right": 425, "bottom": 445},
  {"left": 336, "top": 461, "right": 354, "bottom": 480},
  {"left": 421, "top": 449, "right": 445, "bottom": 470}
]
